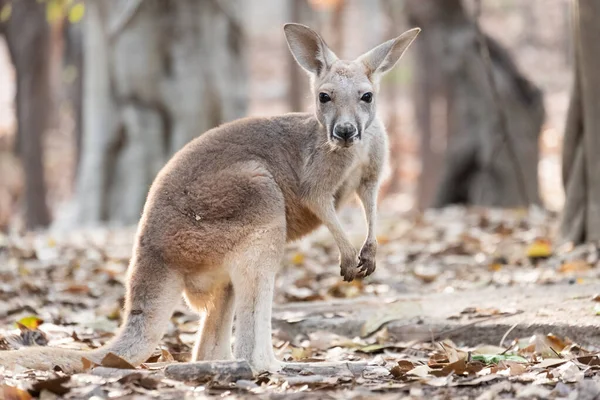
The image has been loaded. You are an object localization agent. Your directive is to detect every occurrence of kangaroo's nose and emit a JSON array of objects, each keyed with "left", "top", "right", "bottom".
[{"left": 333, "top": 123, "right": 357, "bottom": 140}]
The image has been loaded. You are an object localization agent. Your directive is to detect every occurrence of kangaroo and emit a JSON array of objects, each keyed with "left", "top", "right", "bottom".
[{"left": 0, "top": 24, "right": 419, "bottom": 373}]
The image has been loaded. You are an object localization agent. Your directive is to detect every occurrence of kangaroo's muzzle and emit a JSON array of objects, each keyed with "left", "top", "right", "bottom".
[{"left": 332, "top": 122, "right": 359, "bottom": 147}]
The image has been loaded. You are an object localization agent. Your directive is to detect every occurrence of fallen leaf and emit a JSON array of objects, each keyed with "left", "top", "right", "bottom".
[
  {"left": 489, "top": 262, "right": 503, "bottom": 272},
  {"left": 546, "top": 333, "right": 569, "bottom": 352},
  {"left": 390, "top": 360, "right": 415, "bottom": 378},
  {"left": 290, "top": 346, "right": 313, "bottom": 361},
  {"left": 290, "top": 252, "right": 305, "bottom": 265},
  {"left": 554, "top": 361, "right": 584, "bottom": 383},
  {"left": 2, "top": 385, "right": 32, "bottom": 400},
  {"left": 471, "top": 354, "right": 528, "bottom": 364},
  {"left": 558, "top": 260, "right": 590, "bottom": 273},
  {"left": 159, "top": 348, "right": 175, "bottom": 362},
  {"left": 431, "top": 359, "right": 467, "bottom": 377},
  {"left": 62, "top": 284, "right": 90, "bottom": 294},
  {"left": 500, "top": 360, "right": 527, "bottom": 375},
  {"left": 16, "top": 315, "right": 43, "bottom": 330},
  {"left": 576, "top": 355, "right": 600, "bottom": 366},
  {"left": 376, "top": 235, "right": 390, "bottom": 245},
  {"left": 81, "top": 357, "right": 97, "bottom": 371},
  {"left": 100, "top": 352, "right": 136, "bottom": 369},
  {"left": 526, "top": 239, "right": 552, "bottom": 259},
  {"left": 534, "top": 358, "right": 568, "bottom": 369},
  {"left": 31, "top": 376, "right": 71, "bottom": 396},
  {"left": 407, "top": 364, "right": 432, "bottom": 378}
]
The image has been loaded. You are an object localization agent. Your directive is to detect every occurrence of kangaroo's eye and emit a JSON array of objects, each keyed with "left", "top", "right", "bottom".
[
  {"left": 361, "top": 92, "right": 373, "bottom": 103},
  {"left": 319, "top": 92, "right": 331, "bottom": 103}
]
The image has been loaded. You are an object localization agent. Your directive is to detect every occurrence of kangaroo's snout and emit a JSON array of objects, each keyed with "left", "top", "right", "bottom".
[{"left": 332, "top": 122, "right": 359, "bottom": 147}]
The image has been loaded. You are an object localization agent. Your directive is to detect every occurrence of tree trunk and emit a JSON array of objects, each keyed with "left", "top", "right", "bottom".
[
  {"left": 288, "top": 0, "right": 306, "bottom": 112},
  {"left": 63, "top": 20, "right": 84, "bottom": 173},
  {"left": 406, "top": 0, "right": 544, "bottom": 209},
  {"left": 378, "top": 0, "right": 405, "bottom": 196},
  {"left": 62, "top": 0, "right": 247, "bottom": 226},
  {"left": 560, "top": 0, "right": 600, "bottom": 244},
  {"left": 1, "top": 0, "right": 52, "bottom": 229},
  {"left": 287, "top": 0, "right": 316, "bottom": 112}
]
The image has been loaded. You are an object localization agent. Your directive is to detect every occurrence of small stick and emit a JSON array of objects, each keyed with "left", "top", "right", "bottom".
[{"left": 499, "top": 321, "right": 519, "bottom": 347}]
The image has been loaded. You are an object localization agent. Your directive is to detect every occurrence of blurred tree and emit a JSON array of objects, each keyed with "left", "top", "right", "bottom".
[
  {"left": 406, "top": 0, "right": 544, "bottom": 209},
  {"left": 378, "top": 0, "right": 405, "bottom": 196},
  {"left": 288, "top": 0, "right": 311, "bottom": 112},
  {"left": 560, "top": 0, "right": 600, "bottom": 244},
  {"left": 0, "top": 0, "right": 53, "bottom": 229},
  {"left": 63, "top": 0, "right": 247, "bottom": 226},
  {"left": 62, "top": 20, "right": 84, "bottom": 172}
]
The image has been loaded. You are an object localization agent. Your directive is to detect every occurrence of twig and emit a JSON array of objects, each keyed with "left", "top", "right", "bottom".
[
  {"left": 550, "top": 346, "right": 563, "bottom": 359},
  {"left": 499, "top": 321, "right": 519, "bottom": 347},
  {"left": 473, "top": 0, "right": 530, "bottom": 205}
]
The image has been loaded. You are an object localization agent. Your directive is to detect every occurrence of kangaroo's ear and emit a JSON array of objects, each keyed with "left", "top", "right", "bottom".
[
  {"left": 356, "top": 28, "right": 421, "bottom": 76},
  {"left": 284, "top": 23, "right": 338, "bottom": 75}
]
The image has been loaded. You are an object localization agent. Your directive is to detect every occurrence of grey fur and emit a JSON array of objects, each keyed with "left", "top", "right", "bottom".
[{"left": 0, "top": 23, "right": 420, "bottom": 373}]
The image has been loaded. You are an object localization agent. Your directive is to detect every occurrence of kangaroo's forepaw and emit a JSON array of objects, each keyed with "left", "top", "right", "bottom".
[
  {"left": 340, "top": 254, "right": 360, "bottom": 282},
  {"left": 357, "top": 241, "right": 377, "bottom": 278}
]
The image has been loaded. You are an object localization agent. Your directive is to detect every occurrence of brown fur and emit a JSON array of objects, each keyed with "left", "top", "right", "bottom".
[{"left": 0, "top": 24, "right": 419, "bottom": 373}]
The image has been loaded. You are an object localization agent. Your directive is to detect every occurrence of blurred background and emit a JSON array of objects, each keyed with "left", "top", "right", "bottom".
[{"left": 0, "top": 0, "right": 575, "bottom": 233}]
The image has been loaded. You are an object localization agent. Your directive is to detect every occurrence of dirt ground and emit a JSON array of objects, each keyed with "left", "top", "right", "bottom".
[{"left": 2, "top": 204, "right": 600, "bottom": 398}]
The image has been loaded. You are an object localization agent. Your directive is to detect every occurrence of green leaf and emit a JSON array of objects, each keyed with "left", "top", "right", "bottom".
[
  {"left": 68, "top": 3, "right": 84, "bottom": 23},
  {"left": 471, "top": 354, "right": 528, "bottom": 364},
  {"left": 0, "top": 3, "right": 12, "bottom": 22},
  {"left": 17, "top": 315, "right": 44, "bottom": 329}
]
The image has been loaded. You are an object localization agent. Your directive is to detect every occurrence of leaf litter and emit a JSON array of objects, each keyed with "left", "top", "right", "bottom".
[{"left": 1, "top": 204, "right": 600, "bottom": 397}]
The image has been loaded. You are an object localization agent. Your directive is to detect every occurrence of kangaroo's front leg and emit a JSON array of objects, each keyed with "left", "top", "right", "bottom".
[
  {"left": 306, "top": 199, "right": 361, "bottom": 281},
  {"left": 356, "top": 179, "right": 379, "bottom": 278}
]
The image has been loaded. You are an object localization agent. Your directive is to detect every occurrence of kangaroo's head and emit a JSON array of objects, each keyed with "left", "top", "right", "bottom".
[{"left": 284, "top": 23, "right": 420, "bottom": 149}]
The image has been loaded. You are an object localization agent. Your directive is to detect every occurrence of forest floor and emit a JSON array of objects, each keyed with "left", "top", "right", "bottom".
[{"left": 2, "top": 201, "right": 600, "bottom": 399}]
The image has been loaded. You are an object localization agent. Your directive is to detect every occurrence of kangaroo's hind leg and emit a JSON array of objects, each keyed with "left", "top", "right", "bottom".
[
  {"left": 184, "top": 278, "right": 235, "bottom": 361},
  {"left": 227, "top": 224, "right": 285, "bottom": 372}
]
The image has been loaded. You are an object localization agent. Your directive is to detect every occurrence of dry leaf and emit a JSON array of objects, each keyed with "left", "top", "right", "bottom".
[
  {"left": 290, "top": 346, "right": 313, "bottom": 361},
  {"left": 558, "top": 260, "right": 590, "bottom": 273},
  {"left": 31, "top": 376, "right": 71, "bottom": 396},
  {"left": 290, "top": 252, "right": 305, "bottom": 265},
  {"left": 100, "top": 352, "right": 136, "bottom": 369},
  {"left": 16, "top": 316, "right": 43, "bottom": 330},
  {"left": 526, "top": 239, "right": 552, "bottom": 259},
  {"left": 390, "top": 360, "right": 415, "bottom": 378},
  {"left": 81, "top": 357, "right": 97, "bottom": 371},
  {"left": 2, "top": 385, "right": 32, "bottom": 400}
]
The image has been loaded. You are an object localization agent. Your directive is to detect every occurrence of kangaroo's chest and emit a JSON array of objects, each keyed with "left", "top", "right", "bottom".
[
  {"left": 334, "top": 162, "right": 365, "bottom": 205},
  {"left": 285, "top": 155, "right": 368, "bottom": 242}
]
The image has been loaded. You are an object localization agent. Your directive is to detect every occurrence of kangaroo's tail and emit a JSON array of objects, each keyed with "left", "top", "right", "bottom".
[{"left": 0, "top": 255, "right": 184, "bottom": 373}]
